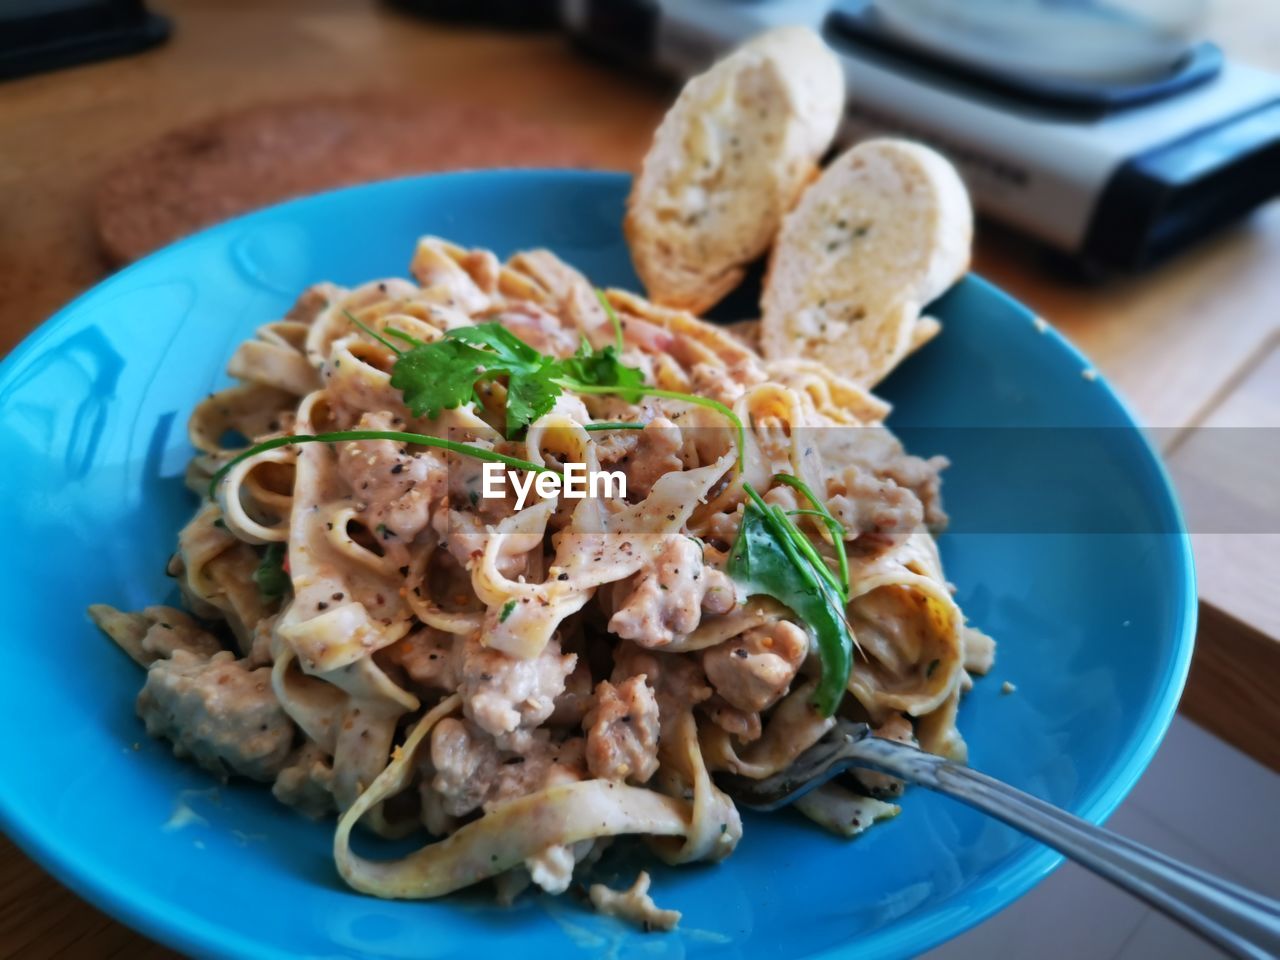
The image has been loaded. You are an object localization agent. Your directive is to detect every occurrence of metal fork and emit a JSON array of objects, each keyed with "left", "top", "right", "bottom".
[{"left": 715, "top": 719, "right": 1280, "bottom": 960}]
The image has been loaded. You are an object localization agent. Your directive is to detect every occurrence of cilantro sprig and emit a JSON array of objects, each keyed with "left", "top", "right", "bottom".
[
  {"left": 209, "top": 295, "right": 745, "bottom": 500},
  {"left": 348, "top": 296, "right": 744, "bottom": 465},
  {"left": 727, "top": 480, "right": 855, "bottom": 716}
]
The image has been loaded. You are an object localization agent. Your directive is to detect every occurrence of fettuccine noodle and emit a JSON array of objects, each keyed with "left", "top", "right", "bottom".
[{"left": 91, "top": 238, "right": 993, "bottom": 927}]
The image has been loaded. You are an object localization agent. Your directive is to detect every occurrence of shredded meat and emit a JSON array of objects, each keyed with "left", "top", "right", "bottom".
[
  {"left": 589, "top": 871, "right": 681, "bottom": 931},
  {"left": 459, "top": 635, "right": 576, "bottom": 747},
  {"left": 89, "top": 604, "right": 224, "bottom": 667},
  {"left": 549, "top": 656, "right": 594, "bottom": 727},
  {"left": 700, "top": 693, "right": 762, "bottom": 742},
  {"left": 584, "top": 677, "right": 661, "bottom": 783},
  {"left": 702, "top": 621, "right": 808, "bottom": 713},
  {"left": 622, "top": 418, "right": 687, "bottom": 498},
  {"left": 492, "top": 302, "right": 580, "bottom": 357},
  {"left": 137, "top": 650, "right": 294, "bottom": 781},
  {"left": 486, "top": 735, "right": 585, "bottom": 809},
  {"left": 609, "top": 536, "right": 735, "bottom": 648},
  {"left": 688, "top": 362, "right": 747, "bottom": 405},
  {"left": 825, "top": 433, "right": 948, "bottom": 545},
  {"left": 272, "top": 741, "right": 336, "bottom": 818},
  {"left": 427, "top": 719, "right": 585, "bottom": 820},
  {"left": 246, "top": 612, "right": 277, "bottom": 667},
  {"left": 428, "top": 717, "right": 500, "bottom": 816},
  {"left": 592, "top": 428, "right": 642, "bottom": 471},
  {"left": 612, "top": 642, "right": 711, "bottom": 740},
  {"left": 384, "top": 627, "right": 459, "bottom": 693},
  {"left": 284, "top": 282, "right": 341, "bottom": 324}
]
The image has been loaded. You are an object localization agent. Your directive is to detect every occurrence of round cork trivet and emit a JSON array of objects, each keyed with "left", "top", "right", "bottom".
[{"left": 94, "top": 93, "right": 599, "bottom": 264}]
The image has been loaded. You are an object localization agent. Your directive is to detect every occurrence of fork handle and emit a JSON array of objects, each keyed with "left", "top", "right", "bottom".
[{"left": 848, "top": 737, "right": 1280, "bottom": 960}]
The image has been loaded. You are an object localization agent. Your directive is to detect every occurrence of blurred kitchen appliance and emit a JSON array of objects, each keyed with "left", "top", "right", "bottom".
[{"left": 560, "top": 0, "right": 1280, "bottom": 272}]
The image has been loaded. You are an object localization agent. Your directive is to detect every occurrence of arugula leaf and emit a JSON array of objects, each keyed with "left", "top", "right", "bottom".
[
  {"left": 773, "top": 472, "right": 850, "bottom": 600},
  {"left": 252, "top": 543, "right": 290, "bottom": 599},
  {"left": 728, "top": 483, "right": 854, "bottom": 715}
]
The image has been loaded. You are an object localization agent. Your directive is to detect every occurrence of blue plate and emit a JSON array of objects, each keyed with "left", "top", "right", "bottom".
[{"left": 0, "top": 171, "right": 1194, "bottom": 960}]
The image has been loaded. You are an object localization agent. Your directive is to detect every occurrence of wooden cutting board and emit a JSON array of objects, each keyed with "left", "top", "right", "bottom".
[{"left": 94, "top": 93, "right": 603, "bottom": 263}]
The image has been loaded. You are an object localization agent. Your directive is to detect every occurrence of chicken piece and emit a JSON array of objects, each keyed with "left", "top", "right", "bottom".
[
  {"left": 485, "top": 735, "right": 586, "bottom": 809},
  {"left": 621, "top": 418, "right": 687, "bottom": 499},
  {"left": 89, "top": 604, "right": 223, "bottom": 667},
  {"left": 428, "top": 717, "right": 500, "bottom": 817},
  {"left": 272, "top": 741, "right": 336, "bottom": 818},
  {"left": 583, "top": 677, "right": 661, "bottom": 784},
  {"left": 549, "top": 656, "right": 595, "bottom": 727},
  {"left": 384, "top": 627, "right": 459, "bottom": 693},
  {"left": 699, "top": 693, "right": 762, "bottom": 742},
  {"left": 825, "top": 438, "right": 948, "bottom": 543},
  {"left": 137, "top": 650, "right": 294, "bottom": 781},
  {"left": 612, "top": 642, "right": 711, "bottom": 741},
  {"left": 688, "top": 362, "right": 747, "bottom": 406},
  {"left": 284, "top": 282, "right": 341, "bottom": 324},
  {"left": 492, "top": 302, "right": 581, "bottom": 357},
  {"left": 459, "top": 635, "right": 577, "bottom": 747},
  {"left": 609, "top": 536, "right": 736, "bottom": 648},
  {"left": 246, "top": 612, "right": 277, "bottom": 667},
  {"left": 702, "top": 620, "right": 808, "bottom": 713},
  {"left": 589, "top": 871, "right": 681, "bottom": 932}
]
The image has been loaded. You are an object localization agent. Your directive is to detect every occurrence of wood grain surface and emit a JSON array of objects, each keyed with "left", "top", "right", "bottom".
[{"left": 0, "top": 0, "right": 1276, "bottom": 956}]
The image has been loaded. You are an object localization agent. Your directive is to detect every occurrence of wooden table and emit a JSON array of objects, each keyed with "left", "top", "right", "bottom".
[{"left": 0, "top": 1, "right": 1276, "bottom": 955}]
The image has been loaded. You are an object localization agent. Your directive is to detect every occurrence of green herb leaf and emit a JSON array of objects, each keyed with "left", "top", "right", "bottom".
[
  {"left": 325, "top": 315, "right": 746, "bottom": 464},
  {"left": 499, "top": 599, "right": 517, "bottom": 623},
  {"left": 558, "top": 342, "right": 645, "bottom": 401},
  {"left": 344, "top": 309, "right": 403, "bottom": 356},
  {"left": 595, "top": 289, "right": 625, "bottom": 353},
  {"left": 774, "top": 473, "right": 850, "bottom": 600},
  {"left": 252, "top": 543, "right": 289, "bottom": 599},
  {"left": 503, "top": 366, "right": 563, "bottom": 437},
  {"left": 728, "top": 483, "right": 854, "bottom": 715},
  {"left": 582, "top": 421, "right": 646, "bottom": 432},
  {"left": 390, "top": 335, "right": 500, "bottom": 421}
]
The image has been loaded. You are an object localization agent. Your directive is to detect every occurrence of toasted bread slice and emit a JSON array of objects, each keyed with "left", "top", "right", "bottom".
[
  {"left": 760, "top": 139, "right": 972, "bottom": 386},
  {"left": 625, "top": 26, "right": 844, "bottom": 315}
]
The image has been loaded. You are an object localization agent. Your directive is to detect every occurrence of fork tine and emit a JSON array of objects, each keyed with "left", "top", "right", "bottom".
[{"left": 715, "top": 719, "right": 872, "bottom": 811}]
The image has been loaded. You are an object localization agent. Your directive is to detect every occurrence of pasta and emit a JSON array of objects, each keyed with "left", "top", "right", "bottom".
[{"left": 91, "top": 237, "right": 993, "bottom": 925}]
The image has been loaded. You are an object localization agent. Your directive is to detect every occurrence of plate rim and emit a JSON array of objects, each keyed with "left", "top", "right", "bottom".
[{"left": 0, "top": 168, "right": 1197, "bottom": 960}]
